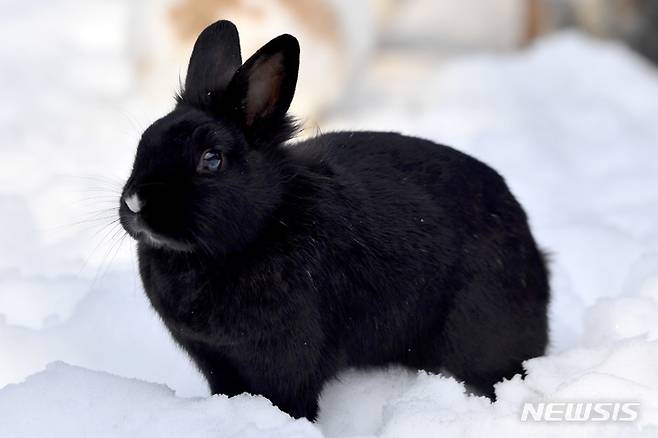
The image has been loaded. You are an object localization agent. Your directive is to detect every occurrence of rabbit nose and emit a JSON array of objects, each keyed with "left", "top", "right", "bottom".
[{"left": 124, "top": 193, "right": 143, "bottom": 213}]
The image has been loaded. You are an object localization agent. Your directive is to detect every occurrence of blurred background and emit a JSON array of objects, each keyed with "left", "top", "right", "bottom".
[
  {"left": 2, "top": 0, "right": 658, "bottom": 402},
  {"left": 136, "top": 0, "right": 658, "bottom": 122}
]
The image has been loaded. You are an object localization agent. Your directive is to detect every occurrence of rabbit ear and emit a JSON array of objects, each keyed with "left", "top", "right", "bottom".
[
  {"left": 227, "top": 34, "right": 299, "bottom": 128},
  {"left": 184, "top": 20, "right": 242, "bottom": 102}
]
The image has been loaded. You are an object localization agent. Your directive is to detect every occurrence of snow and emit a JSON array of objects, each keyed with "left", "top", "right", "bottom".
[
  {"left": 0, "top": 362, "right": 320, "bottom": 438},
  {"left": 2, "top": 1, "right": 658, "bottom": 436}
]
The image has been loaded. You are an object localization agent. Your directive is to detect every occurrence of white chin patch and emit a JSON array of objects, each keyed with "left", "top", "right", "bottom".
[
  {"left": 141, "top": 230, "right": 192, "bottom": 252},
  {"left": 124, "top": 193, "right": 143, "bottom": 213}
]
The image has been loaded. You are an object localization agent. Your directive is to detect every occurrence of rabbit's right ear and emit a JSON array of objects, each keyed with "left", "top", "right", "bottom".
[
  {"left": 183, "top": 20, "right": 242, "bottom": 104},
  {"left": 225, "top": 34, "right": 299, "bottom": 130}
]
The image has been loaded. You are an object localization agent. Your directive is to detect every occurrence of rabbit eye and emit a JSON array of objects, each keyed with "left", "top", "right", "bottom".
[{"left": 198, "top": 150, "right": 222, "bottom": 173}]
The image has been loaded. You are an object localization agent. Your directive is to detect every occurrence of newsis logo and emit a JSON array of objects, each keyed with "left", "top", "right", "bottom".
[{"left": 521, "top": 401, "right": 640, "bottom": 423}]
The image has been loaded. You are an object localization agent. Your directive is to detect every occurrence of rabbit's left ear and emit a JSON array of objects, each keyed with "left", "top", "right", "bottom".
[
  {"left": 184, "top": 20, "right": 242, "bottom": 103},
  {"left": 227, "top": 34, "right": 299, "bottom": 128}
]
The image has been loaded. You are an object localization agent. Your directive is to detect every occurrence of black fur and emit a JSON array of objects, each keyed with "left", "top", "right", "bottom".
[{"left": 120, "top": 20, "right": 549, "bottom": 420}]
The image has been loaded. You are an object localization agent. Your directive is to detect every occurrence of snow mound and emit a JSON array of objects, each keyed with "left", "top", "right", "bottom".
[
  {"left": 0, "top": 362, "right": 319, "bottom": 438},
  {"left": 3, "top": 340, "right": 658, "bottom": 437}
]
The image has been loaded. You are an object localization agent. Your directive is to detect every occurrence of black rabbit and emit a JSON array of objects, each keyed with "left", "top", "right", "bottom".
[{"left": 119, "top": 20, "right": 549, "bottom": 420}]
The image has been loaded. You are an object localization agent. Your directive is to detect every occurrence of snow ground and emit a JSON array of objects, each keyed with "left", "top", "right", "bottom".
[{"left": 2, "top": 1, "right": 658, "bottom": 436}]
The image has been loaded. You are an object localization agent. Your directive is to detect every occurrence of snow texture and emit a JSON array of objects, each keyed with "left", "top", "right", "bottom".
[{"left": 2, "top": 1, "right": 658, "bottom": 436}]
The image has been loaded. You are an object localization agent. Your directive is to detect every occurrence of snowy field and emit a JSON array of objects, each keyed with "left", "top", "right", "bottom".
[{"left": 2, "top": 2, "right": 658, "bottom": 437}]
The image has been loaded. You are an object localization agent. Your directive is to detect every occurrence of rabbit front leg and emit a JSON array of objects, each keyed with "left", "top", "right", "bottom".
[
  {"left": 173, "top": 335, "right": 249, "bottom": 397},
  {"left": 232, "top": 325, "right": 333, "bottom": 420},
  {"left": 267, "top": 386, "right": 321, "bottom": 420},
  {"left": 244, "top": 357, "right": 325, "bottom": 420}
]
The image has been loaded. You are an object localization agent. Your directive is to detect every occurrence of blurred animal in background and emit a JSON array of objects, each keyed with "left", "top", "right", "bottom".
[{"left": 130, "top": 0, "right": 382, "bottom": 123}]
